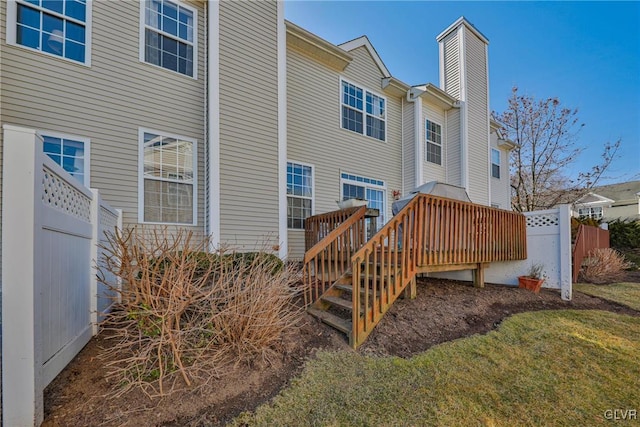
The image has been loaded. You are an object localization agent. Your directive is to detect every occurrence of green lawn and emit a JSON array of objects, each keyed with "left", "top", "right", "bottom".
[
  {"left": 233, "top": 310, "right": 640, "bottom": 426},
  {"left": 575, "top": 282, "right": 640, "bottom": 311}
]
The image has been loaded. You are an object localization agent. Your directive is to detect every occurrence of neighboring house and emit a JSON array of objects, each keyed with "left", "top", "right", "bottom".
[
  {"left": 573, "top": 180, "right": 640, "bottom": 221},
  {"left": 1, "top": 1, "right": 512, "bottom": 262}
]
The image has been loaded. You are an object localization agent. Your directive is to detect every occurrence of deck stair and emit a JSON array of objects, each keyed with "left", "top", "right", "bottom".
[{"left": 302, "top": 195, "right": 527, "bottom": 349}]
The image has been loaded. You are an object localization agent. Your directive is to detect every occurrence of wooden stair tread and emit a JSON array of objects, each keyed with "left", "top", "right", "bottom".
[
  {"left": 307, "top": 307, "right": 352, "bottom": 334},
  {"left": 321, "top": 295, "right": 353, "bottom": 311}
]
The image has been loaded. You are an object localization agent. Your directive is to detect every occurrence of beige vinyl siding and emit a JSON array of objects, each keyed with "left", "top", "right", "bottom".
[
  {"left": 402, "top": 97, "right": 415, "bottom": 194},
  {"left": 445, "top": 108, "right": 462, "bottom": 187},
  {"left": 490, "top": 136, "right": 511, "bottom": 209},
  {"left": 0, "top": 0, "right": 206, "bottom": 234},
  {"left": 218, "top": 1, "right": 280, "bottom": 251},
  {"left": 287, "top": 46, "right": 403, "bottom": 259},
  {"left": 423, "top": 101, "right": 446, "bottom": 183},
  {"left": 442, "top": 33, "right": 460, "bottom": 99},
  {"left": 464, "top": 29, "right": 489, "bottom": 206}
]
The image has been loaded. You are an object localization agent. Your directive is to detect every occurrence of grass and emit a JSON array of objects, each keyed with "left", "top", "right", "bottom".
[
  {"left": 233, "top": 310, "right": 640, "bottom": 426},
  {"left": 575, "top": 282, "right": 640, "bottom": 311}
]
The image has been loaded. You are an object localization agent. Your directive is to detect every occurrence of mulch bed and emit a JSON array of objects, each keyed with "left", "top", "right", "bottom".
[{"left": 43, "top": 275, "right": 639, "bottom": 427}]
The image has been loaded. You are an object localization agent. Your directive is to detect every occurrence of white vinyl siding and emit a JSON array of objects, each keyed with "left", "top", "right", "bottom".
[
  {"left": 218, "top": 1, "right": 280, "bottom": 249},
  {"left": 464, "top": 28, "right": 489, "bottom": 205},
  {"left": 489, "top": 136, "right": 511, "bottom": 210},
  {"left": 0, "top": 0, "right": 206, "bottom": 233},
  {"left": 445, "top": 108, "right": 461, "bottom": 187},
  {"left": 6, "top": 0, "right": 92, "bottom": 65},
  {"left": 442, "top": 33, "right": 460, "bottom": 99},
  {"left": 423, "top": 102, "right": 446, "bottom": 184},
  {"left": 139, "top": 128, "right": 197, "bottom": 225},
  {"left": 286, "top": 45, "right": 402, "bottom": 259}
]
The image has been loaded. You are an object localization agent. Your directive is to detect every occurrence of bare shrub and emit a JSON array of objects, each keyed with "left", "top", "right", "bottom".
[
  {"left": 579, "top": 248, "right": 632, "bottom": 284},
  {"left": 97, "top": 227, "right": 302, "bottom": 397}
]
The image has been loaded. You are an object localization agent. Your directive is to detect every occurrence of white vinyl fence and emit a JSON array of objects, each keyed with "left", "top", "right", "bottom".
[
  {"left": 2, "top": 125, "right": 122, "bottom": 426},
  {"left": 433, "top": 205, "right": 573, "bottom": 301}
]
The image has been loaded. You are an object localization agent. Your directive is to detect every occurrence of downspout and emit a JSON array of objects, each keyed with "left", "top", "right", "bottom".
[
  {"left": 207, "top": 0, "right": 221, "bottom": 251},
  {"left": 401, "top": 97, "right": 404, "bottom": 193},
  {"left": 458, "top": 26, "right": 469, "bottom": 194},
  {"left": 203, "top": 3, "right": 208, "bottom": 236},
  {"left": 407, "top": 88, "right": 423, "bottom": 189}
]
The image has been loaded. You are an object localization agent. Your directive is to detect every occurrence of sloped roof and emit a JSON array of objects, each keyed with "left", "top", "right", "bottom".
[{"left": 589, "top": 180, "right": 640, "bottom": 206}]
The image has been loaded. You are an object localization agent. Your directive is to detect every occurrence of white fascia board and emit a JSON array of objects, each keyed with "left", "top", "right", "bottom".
[
  {"left": 436, "top": 16, "right": 489, "bottom": 45},
  {"left": 338, "top": 36, "right": 391, "bottom": 77}
]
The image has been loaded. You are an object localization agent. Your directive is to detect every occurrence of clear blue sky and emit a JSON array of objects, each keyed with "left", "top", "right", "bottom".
[{"left": 286, "top": 1, "right": 640, "bottom": 185}]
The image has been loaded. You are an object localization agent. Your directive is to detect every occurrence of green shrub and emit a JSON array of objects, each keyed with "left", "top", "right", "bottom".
[{"left": 608, "top": 219, "right": 640, "bottom": 249}]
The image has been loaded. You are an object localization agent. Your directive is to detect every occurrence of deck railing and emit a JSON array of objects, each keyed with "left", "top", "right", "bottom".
[
  {"left": 302, "top": 206, "right": 367, "bottom": 306},
  {"left": 572, "top": 224, "right": 610, "bottom": 282},
  {"left": 350, "top": 194, "right": 527, "bottom": 346},
  {"left": 305, "top": 205, "right": 364, "bottom": 251}
]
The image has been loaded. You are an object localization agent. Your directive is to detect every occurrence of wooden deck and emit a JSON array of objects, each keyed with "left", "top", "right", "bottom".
[{"left": 302, "top": 194, "right": 527, "bottom": 348}]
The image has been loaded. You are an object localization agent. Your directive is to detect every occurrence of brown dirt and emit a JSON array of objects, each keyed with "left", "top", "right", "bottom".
[{"left": 43, "top": 276, "right": 639, "bottom": 427}]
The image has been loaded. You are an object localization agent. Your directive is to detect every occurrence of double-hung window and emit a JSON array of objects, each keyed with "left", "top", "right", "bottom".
[
  {"left": 8, "top": 0, "right": 90, "bottom": 64},
  {"left": 42, "top": 132, "right": 89, "bottom": 186},
  {"left": 142, "top": 0, "right": 196, "bottom": 78},
  {"left": 491, "top": 148, "right": 501, "bottom": 179},
  {"left": 578, "top": 207, "right": 603, "bottom": 220},
  {"left": 287, "top": 162, "right": 313, "bottom": 229},
  {"left": 140, "top": 129, "right": 197, "bottom": 225},
  {"left": 341, "top": 173, "right": 386, "bottom": 230},
  {"left": 341, "top": 80, "right": 386, "bottom": 141},
  {"left": 425, "top": 119, "right": 442, "bottom": 165}
]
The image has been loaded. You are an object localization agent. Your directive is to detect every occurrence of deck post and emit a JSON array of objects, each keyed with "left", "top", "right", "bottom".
[
  {"left": 404, "top": 276, "right": 417, "bottom": 299},
  {"left": 473, "top": 263, "right": 485, "bottom": 288}
]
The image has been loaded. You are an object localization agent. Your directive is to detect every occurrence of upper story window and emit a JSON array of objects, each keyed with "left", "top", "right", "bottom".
[
  {"left": 491, "top": 148, "right": 501, "bottom": 179},
  {"left": 140, "top": 129, "right": 197, "bottom": 225},
  {"left": 425, "top": 119, "right": 442, "bottom": 165},
  {"left": 287, "top": 162, "right": 313, "bottom": 229},
  {"left": 341, "top": 80, "right": 386, "bottom": 141},
  {"left": 7, "top": 0, "right": 91, "bottom": 64},
  {"left": 142, "top": 0, "right": 197, "bottom": 78},
  {"left": 42, "top": 132, "right": 90, "bottom": 186}
]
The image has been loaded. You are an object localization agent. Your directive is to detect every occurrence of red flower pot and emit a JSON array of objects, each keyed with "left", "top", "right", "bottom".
[{"left": 518, "top": 276, "right": 545, "bottom": 293}]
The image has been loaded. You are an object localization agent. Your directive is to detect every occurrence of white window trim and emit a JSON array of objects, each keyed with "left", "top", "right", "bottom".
[
  {"left": 491, "top": 148, "right": 501, "bottom": 179},
  {"left": 6, "top": 0, "right": 93, "bottom": 66},
  {"left": 138, "top": 127, "right": 198, "bottom": 226},
  {"left": 139, "top": 0, "right": 198, "bottom": 80},
  {"left": 287, "top": 160, "right": 315, "bottom": 231},
  {"left": 339, "top": 77, "right": 387, "bottom": 142},
  {"left": 578, "top": 206, "right": 603, "bottom": 220},
  {"left": 340, "top": 171, "right": 387, "bottom": 221},
  {"left": 425, "top": 118, "right": 443, "bottom": 165},
  {"left": 39, "top": 130, "right": 91, "bottom": 187}
]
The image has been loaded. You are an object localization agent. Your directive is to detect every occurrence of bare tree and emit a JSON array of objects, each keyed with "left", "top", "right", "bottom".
[{"left": 494, "top": 87, "right": 621, "bottom": 212}]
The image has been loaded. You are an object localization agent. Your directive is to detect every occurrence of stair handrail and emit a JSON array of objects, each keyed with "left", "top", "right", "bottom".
[
  {"left": 302, "top": 206, "right": 368, "bottom": 306},
  {"left": 350, "top": 194, "right": 422, "bottom": 347}
]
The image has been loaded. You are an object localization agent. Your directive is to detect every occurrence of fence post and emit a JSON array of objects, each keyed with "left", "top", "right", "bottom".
[
  {"left": 90, "top": 189, "right": 100, "bottom": 335},
  {"left": 558, "top": 204, "right": 572, "bottom": 301},
  {"left": 2, "top": 125, "right": 45, "bottom": 426}
]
